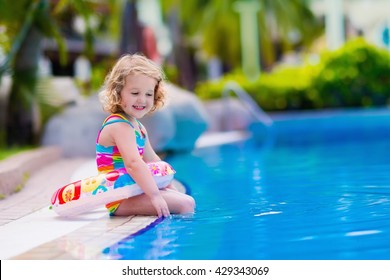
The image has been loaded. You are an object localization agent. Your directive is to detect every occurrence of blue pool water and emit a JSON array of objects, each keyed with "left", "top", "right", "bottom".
[{"left": 103, "top": 109, "right": 390, "bottom": 260}]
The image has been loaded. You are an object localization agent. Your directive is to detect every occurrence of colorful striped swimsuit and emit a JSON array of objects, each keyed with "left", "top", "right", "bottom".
[{"left": 96, "top": 114, "right": 146, "bottom": 215}]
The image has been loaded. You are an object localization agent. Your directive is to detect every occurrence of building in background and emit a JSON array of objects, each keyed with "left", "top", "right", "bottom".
[{"left": 310, "top": 0, "right": 390, "bottom": 50}]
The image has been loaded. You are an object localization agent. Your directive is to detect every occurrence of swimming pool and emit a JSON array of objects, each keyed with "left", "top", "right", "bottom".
[{"left": 103, "top": 109, "right": 390, "bottom": 260}]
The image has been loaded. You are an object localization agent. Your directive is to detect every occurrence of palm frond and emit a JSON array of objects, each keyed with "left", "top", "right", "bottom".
[{"left": 0, "top": 1, "right": 40, "bottom": 78}]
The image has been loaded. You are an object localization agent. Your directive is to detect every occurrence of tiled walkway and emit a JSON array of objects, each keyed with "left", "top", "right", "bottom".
[
  {"left": 0, "top": 131, "right": 249, "bottom": 260},
  {"left": 0, "top": 158, "right": 171, "bottom": 260}
]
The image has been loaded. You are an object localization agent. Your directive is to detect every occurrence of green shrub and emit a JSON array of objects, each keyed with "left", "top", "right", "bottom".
[
  {"left": 250, "top": 64, "right": 318, "bottom": 111},
  {"left": 311, "top": 38, "right": 390, "bottom": 108},
  {"left": 195, "top": 63, "right": 318, "bottom": 111},
  {"left": 195, "top": 38, "right": 390, "bottom": 111}
]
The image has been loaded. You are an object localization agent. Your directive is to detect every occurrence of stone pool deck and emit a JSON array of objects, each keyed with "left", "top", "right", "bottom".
[
  {"left": 0, "top": 131, "right": 249, "bottom": 260},
  {"left": 0, "top": 148, "right": 164, "bottom": 260}
]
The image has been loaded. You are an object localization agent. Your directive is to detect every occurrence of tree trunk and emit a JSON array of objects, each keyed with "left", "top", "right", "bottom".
[
  {"left": 6, "top": 25, "right": 43, "bottom": 147},
  {"left": 168, "top": 9, "right": 196, "bottom": 91},
  {"left": 119, "top": 0, "right": 143, "bottom": 55}
]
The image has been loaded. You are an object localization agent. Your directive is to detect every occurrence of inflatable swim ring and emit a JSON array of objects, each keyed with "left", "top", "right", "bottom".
[{"left": 51, "top": 161, "right": 175, "bottom": 217}]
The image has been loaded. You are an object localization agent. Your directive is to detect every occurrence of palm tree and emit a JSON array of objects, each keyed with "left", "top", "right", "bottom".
[
  {"left": 0, "top": 0, "right": 100, "bottom": 147},
  {"left": 0, "top": 1, "right": 58, "bottom": 146},
  {"left": 161, "top": 0, "right": 323, "bottom": 80}
]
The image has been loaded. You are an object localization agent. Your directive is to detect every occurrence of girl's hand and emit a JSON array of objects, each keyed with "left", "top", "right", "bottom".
[{"left": 150, "top": 194, "right": 170, "bottom": 218}]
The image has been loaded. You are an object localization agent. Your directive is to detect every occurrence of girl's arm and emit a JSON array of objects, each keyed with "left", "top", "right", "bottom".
[
  {"left": 141, "top": 126, "right": 179, "bottom": 192},
  {"left": 142, "top": 128, "right": 162, "bottom": 163},
  {"left": 111, "top": 123, "right": 170, "bottom": 217}
]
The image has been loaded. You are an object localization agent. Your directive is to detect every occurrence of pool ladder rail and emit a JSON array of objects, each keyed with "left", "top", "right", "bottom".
[{"left": 221, "top": 81, "right": 274, "bottom": 141}]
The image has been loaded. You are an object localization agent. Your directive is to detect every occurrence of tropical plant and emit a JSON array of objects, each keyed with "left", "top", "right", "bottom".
[
  {"left": 0, "top": 0, "right": 105, "bottom": 147},
  {"left": 195, "top": 38, "right": 390, "bottom": 111},
  {"left": 311, "top": 38, "right": 390, "bottom": 108},
  {"left": 161, "top": 0, "right": 323, "bottom": 74}
]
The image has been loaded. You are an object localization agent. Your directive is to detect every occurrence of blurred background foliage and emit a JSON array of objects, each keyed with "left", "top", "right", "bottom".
[
  {"left": 161, "top": 0, "right": 323, "bottom": 87},
  {"left": 195, "top": 38, "right": 390, "bottom": 111},
  {"left": 0, "top": 0, "right": 389, "bottom": 149},
  {"left": 0, "top": 0, "right": 113, "bottom": 147}
]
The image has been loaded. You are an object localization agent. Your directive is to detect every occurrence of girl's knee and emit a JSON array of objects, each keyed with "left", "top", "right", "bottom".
[{"left": 179, "top": 195, "right": 195, "bottom": 213}]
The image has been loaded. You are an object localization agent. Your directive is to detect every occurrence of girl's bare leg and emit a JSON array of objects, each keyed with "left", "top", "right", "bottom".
[
  {"left": 165, "top": 183, "right": 178, "bottom": 191},
  {"left": 113, "top": 189, "right": 195, "bottom": 216}
]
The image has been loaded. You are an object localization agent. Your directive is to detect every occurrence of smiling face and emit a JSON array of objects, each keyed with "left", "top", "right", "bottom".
[
  {"left": 99, "top": 54, "right": 166, "bottom": 115},
  {"left": 120, "top": 74, "right": 157, "bottom": 119}
]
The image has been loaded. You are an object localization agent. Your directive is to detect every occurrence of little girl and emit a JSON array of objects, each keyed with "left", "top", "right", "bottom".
[{"left": 97, "top": 53, "right": 195, "bottom": 217}]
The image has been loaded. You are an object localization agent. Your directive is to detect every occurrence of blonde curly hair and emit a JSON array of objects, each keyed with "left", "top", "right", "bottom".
[{"left": 99, "top": 53, "right": 166, "bottom": 114}]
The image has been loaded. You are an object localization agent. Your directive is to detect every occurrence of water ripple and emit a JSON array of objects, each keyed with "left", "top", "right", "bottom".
[{"left": 103, "top": 137, "right": 390, "bottom": 260}]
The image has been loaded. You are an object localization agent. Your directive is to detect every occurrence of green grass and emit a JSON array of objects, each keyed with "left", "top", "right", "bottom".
[{"left": 0, "top": 146, "right": 36, "bottom": 161}]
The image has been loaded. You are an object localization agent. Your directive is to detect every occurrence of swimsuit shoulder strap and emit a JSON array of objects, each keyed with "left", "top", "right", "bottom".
[
  {"left": 96, "top": 114, "right": 135, "bottom": 142},
  {"left": 102, "top": 114, "right": 135, "bottom": 129},
  {"left": 135, "top": 119, "right": 146, "bottom": 138}
]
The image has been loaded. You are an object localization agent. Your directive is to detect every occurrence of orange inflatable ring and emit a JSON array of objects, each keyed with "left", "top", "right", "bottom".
[{"left": 50, "top": 161, "right": 175, "bottom": 217}]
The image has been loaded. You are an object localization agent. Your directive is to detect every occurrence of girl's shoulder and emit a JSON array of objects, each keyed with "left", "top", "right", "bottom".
[
  {"left": 102, "top": 114, "right": 133, "bottom": 127},
  {"left": 103, "top": 113, "right": 128, "bottom": 123}
]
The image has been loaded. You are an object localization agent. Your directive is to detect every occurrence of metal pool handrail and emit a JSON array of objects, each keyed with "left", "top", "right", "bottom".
[{"left": 222, "top": 81, "right": 274, "bottom": 128}]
